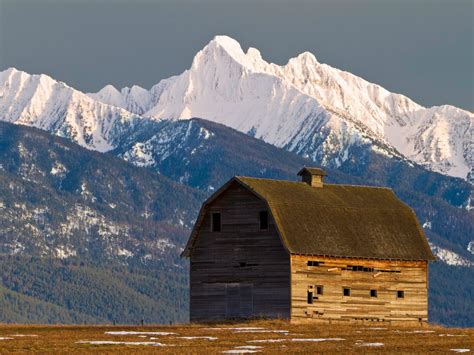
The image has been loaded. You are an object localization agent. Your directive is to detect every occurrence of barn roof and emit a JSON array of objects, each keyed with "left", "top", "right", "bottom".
[{"left": 182, "top": 175, "right": 435, "bottom": 261}]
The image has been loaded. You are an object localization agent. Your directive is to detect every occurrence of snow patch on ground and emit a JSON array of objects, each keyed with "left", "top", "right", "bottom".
[
  {"left": 248, "top": 338, "right": 344, "bottom": 343},
  {"left": 55, "top": 245, "right": 76, "bottom": 259},
  {"left": 290, "top": 338, "right": 345, "bottom": 342},
  {"left": 116, "top": 248, "right": 133, "bottom": 258},
  {"left": 450, "top": 349, "right": 470, "bottom": 353},
  {"left": 234, "top": 330, "right": 288, "bottom": 334},
  {"left": 123, "top": 142, "right": 155, "bottom": 167},
  {"left": 203, "top": 327, "right": 265, "bottom": 331},
  {"left": 408, "top": 330, "right": 436, "bottom": 333},
  {"left": 429, "top": 243, "right": 472, "bottom": 267},
  {"left": 178, "top": 336, "right": 218, "bottom": 340},
  {"left": 199, "top": 127, "right": 214, "bottom": 140},
  {"left": 50, "top": 162, "right": 68, "bottom": 177},
  {"left": 357, "top": 342, "right": 384, "bottom": 347},
  {"left": 77, "top": 340, "right": 168, "bottom": 346},
  {"left": 104, "top": 331, "right": 176, "bottom": 336},
  {"left": 467, "top": 241, "right": 474, "bottom": 255}
]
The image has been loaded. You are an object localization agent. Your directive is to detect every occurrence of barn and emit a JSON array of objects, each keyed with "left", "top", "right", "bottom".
[{"left": 181, "top": 167, "right": 435, "bottom": 324}]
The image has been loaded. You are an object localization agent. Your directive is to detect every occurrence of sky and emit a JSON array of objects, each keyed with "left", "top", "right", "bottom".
[{"left": 0, "top": 0, "right": 472, "bottom": 111}]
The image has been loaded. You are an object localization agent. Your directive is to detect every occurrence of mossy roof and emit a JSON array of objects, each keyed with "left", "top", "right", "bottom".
[{"left": 183, "top": 176, "right": 435, "bottom": 261}]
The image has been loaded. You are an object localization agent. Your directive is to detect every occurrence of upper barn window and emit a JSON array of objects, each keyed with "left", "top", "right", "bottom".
[
  {"left": 259, "top": 211, "right": 269, "bottom": 230},
  {"left": 211, "top": 212, "right": 221, "bottom": 232}
]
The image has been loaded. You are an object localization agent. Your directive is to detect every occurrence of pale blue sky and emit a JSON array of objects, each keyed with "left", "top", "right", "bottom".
[{"left": 1, "top": 0, "right": 472, "bottom": 111}]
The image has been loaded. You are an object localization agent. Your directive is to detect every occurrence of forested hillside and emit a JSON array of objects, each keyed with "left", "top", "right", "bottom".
[
  {"left": 0, "top": 120, "right": 472, "bottom": 326},
  {"left": 0, "top": 121, "right": 200, "bottom": 323}
]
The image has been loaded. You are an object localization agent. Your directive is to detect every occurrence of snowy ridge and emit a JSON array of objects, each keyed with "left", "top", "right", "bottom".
[
  {"left": 93, "top": 36, "right": 473, "bottom": 181},
  {"left": 0, "top": 36, "right": 472, "bottom": 181},
  {"left": 0, "top": 68, "right": 141, "bottom": 152}
]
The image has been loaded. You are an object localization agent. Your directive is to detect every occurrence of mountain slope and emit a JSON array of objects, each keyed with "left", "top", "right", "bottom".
[
  {"left": 0, "top": 120, "right": 205, "bottom": 323},
  {"left": 93, "top": 36, "right": 473, "bottom": 182},
  {"left": 0, "top": 120, "right": 203, "bottom": 262},
  {"left": 0, "top": 256, "right": 189, "bottom": 324},
  {"left": 0, "top": 68, "right": 145, "bottom": 152},
  {"left": 111, "top": 118, "right": 473, "bottom": 266}
]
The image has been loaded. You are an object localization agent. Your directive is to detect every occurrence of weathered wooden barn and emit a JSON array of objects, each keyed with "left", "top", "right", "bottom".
[{"left": 182, "top": 168, "right": 435, "bottom": 324}]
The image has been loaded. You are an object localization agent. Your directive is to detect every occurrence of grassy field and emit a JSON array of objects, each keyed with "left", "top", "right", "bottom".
[{"left": 0, "top": 320, "right": 472, "bottom": 353}]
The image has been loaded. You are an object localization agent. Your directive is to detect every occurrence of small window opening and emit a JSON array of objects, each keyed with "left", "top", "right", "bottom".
[
  {"left": 259, "top": 211, "right": 269, "bottom": 230},
  {"left": 316, "top": 285, "right": 323, "bottom": 295},
  {"left": 307, "top": 261, "right": 323, "bottom": 266},
  {"left": 211, "top": 212, "right": 221, "bottom": 232},
  {"left": 397, "top": 290, "right": 405, "bottom": 299},
  {"left": 370, "top": 289, "right": 378, "bottom": 298},
  {"left": 307, "top": 291, "right": 313, "bottom": 304},
  {"left": 343, "top": 287, "right": 351, "bottom": 296}
]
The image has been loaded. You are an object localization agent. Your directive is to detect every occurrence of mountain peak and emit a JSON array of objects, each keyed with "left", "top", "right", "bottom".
[
  {"left": 201, "top": 35, "right": 248, "bottom": 65},
  {"left": 98, "top": 84, "right": 120, "bottom": 95},
  {"left": 296, "top": 51, "right": 319, "bottom": 64},
  {"left": 211, "top": 35, "right": 243, "bottom": 52}
]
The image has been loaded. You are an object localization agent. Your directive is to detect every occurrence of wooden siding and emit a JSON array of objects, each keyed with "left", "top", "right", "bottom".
[
  {"left": 190, "top": 182, "right": 290, "bottom": 322},
  {"left": 290, "top": 255, "right": 428, "bottom": 324}
]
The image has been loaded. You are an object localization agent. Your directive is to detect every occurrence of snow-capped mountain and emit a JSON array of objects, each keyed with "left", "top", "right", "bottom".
[
  {"left": 0, "top": 36, "right": 472, "bottom": 181},
  {"left": 0, "top": 68, "right": 143, "bottom": 152},
  {"left": 93, "top": 36, "right": 474, "bottom": 182}
]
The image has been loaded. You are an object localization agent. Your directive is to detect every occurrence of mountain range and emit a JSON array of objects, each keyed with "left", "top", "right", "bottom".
[
  {"left": 0, "top": 35, "right": 472, "bottom": 326},
  {"left": 1, "top": 36, "right": 472, "bottom": 182}
]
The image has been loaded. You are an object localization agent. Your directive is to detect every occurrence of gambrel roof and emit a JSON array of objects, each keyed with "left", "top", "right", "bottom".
[{"left": 182, "top": 176, "right": 435, "bottom": 261}]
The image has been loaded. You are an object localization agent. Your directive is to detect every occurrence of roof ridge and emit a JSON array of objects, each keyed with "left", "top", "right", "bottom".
[{"left": 237, "top": 176, "right": 392, "bottom": 190}]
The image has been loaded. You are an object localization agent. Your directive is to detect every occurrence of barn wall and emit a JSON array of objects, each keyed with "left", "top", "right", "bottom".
[
  {"left": 190, "top": 182, "right": 290, "bottom": 321},
  {"left": 290, "top": 255, "right": 428, "bottom": 324}
]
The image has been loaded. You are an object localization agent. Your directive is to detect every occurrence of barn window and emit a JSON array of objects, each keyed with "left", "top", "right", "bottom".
[
  {"left": 307, "top": 291, "right": 314, "bottom": 304},
  {"left": 370, "top": 289, "right": 378, "bottom": 298},
  {"left": 343, "top": 287, "right": 351, "bottom": 296},
  {"left": 211, "top": 212, "right": 221, "bottom": 232},
  {"left": 307, "top": 261, "right": 323, "bottom": 266},
  {"left": 316, "top": 285, "right": 324, "bottom": 295},
  {"left": 397, "top": 290, "right": 405, "bottom": 299},
  {"left": 259, "top": 211, "right": 269, "bottom": 230}
]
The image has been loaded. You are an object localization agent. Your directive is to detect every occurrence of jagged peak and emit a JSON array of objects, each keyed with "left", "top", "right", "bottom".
[
  {"left": 211, "top": 35, "right": 243, "bottom": 53},
  {"left": 284, "top": 51, "right": 320, "bottom": 70},
  {"left": 246, "top": 47, "right": 262, "bottom": 60},
  {"left": 296, "top": 51, "right": 319, "bottom": 64},
  {"left": 1, "top": 67, "right": 21, "bottom": 75},
  {"left": 98, "top": 84, "right": 120, "bottom": 95},
  {"left": 128, "top": 85, "right": 148, "bottom": 94}
]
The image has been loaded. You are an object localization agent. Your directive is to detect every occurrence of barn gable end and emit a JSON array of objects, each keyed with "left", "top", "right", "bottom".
[{"left": 187, "top": 180, "right": 291, "bottom": 321}]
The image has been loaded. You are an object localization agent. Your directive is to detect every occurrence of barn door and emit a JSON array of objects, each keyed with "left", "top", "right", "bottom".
[{"left": 225, "top": 283, "right": 253, "bottom": 319}]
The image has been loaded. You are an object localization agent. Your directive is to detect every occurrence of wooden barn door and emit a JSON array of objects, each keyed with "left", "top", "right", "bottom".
[{"left": 225, "top": 283, "right": 253, "bottom": 319}]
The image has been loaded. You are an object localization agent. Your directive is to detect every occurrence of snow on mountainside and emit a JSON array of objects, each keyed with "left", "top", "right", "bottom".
[
  {"left": 0, "top": 36, "right": 472, "bottom": 181},
  {"left": 0, "top": 68, "right": 143, "bottom": 152},
  {"left": 92, "top": 36, "right": 474, "bottom": 182}
]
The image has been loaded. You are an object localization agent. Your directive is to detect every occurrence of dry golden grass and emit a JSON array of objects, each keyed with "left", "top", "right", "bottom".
[{"left": 0, "top": 320, "right": 472, "bottom": 354}]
